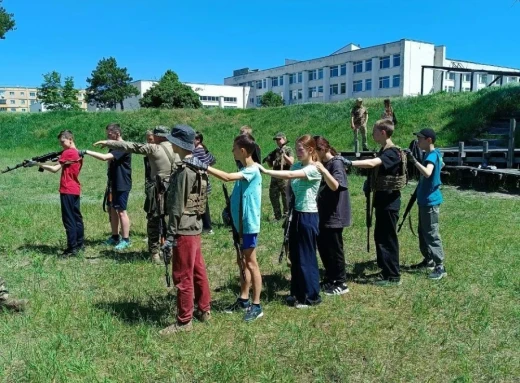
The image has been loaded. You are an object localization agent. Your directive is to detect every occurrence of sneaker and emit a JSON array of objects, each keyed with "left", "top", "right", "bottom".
[
  {"left": 0, "top": 298, "right": 28, "bottom": 312},
  {"left": 105, "top": 236, "right": 120, "bottom": 246},
  {"left": 428, "top": 265, "right": 447, "bottom": 280},
  {"left": 224, "top": 299, "right": 250, "bottom": 313},
  {"left": 295, "top": 302, "right": 311, "bottom": 309},
  {"left": 60, "top": 248, "right": 78, "bottom": 258},
  {"left": 150, "top": 253, "right": 162, "bottom": 265},
  {"left": 114, "top": 240, "right": 131, "bottom": 251},
  {"left": 159, "top": 321, "right": 193, "bottom": 336},
  {"left": 194, "top": 309, "right": 211, "bottom": 323},
  {"left": 408, "top": 259, "right": 435, "bottom": 271},
  {"left": 321, "top": 281, "right": 333, "bottom": 291},
  {"left": 373, "top": 278, "right": 402, "bottom": 287},
  {"left": 324, "top": 283, "right": 349, "bottom": 296},
  {"left": 202, "top": 229, "right": 214, "bottom": 235},
  {"left": 244, "top": 304, "right": 263, "bottom": 322}
]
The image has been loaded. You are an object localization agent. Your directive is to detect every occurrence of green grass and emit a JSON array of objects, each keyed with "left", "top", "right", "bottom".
[{"left": 1, "top": 88, "right": 520, "bottom": 382}]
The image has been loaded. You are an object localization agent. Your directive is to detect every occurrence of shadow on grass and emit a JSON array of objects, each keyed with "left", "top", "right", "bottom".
[
  {"left": 213, "top": 271, "right": 291, "bottom": 311},
  {"left": 346, "top": 260, "right": 382, "bottom": 284},
  {"left": 95, "top": 294, "right": 175, "bottom": 327},
  {"left": 18, "top": 244, "right": 62, "bottom": 255},
  {"left": 98, "top": 249, "right": 149, "bottom": 263}
]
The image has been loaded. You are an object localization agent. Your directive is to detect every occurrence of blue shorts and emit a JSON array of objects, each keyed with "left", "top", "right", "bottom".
[
  {"left": 241, "top": 233, "right": 258, "bottom": 250},
  {"left": 110, "top": 190, "right": 129, "bottom": 210}
]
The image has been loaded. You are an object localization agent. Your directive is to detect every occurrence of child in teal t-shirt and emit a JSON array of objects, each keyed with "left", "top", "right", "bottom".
[{"left": 206, "top": 133, "right": 264, "bottom": 322}]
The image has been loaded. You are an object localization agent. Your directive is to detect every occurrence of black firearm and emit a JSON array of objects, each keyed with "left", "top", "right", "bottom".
[
  {"left": 155, "top": 175, "right": 171, "bottom": 287},
  {"left": 1, "top": 150, "right": 63, "bottom": 174},
  {"left": 222, "top": 184, "right": 245, "bottom": 280},
  {"left": 364, "top": 178, "right": 372, "bottom": 253},
  {"left": 279, "top": 205, "right": 293, "bottom": 264},
  {"left": 262, "top": 144, "right": 290, "bottom": 164},
  {"left": 398, "top": 187, "right": 418, "bottom": 236}
]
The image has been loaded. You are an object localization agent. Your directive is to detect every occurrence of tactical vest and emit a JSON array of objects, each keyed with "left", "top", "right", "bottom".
[
  {"left": 182, "top": 164, "right": 209, "bottom": 216},
  {"left": 371, "top": 146, "right": 408, "bottom": 191}
]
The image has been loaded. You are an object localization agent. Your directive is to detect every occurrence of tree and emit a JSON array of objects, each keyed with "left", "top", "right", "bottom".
[
  {"left": 260, "top": 91, "right": 284, "bottom": 107},
  {"left": 85, "top": 57, "right": 139, "bottom": 110},
  {"left": 0, "top": 0, "right": 15, "bottom": 39},
  {"left": 139, "top": 70, "right": 202, "bottom": 109},
  {"left": 37, "top": 71, "right": 81, "bottom": 111}
]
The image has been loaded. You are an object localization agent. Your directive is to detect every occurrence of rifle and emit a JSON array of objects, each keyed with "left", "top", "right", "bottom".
[
  {"left": 398, "top": 187, "right": 418, "bottom": 236},
  {"left": 222, "top": 184, "right": 245, "bottom": 280},
  {"left": 156, "top": 175, "right": 171, "bottom": 287},
  {"left": 279, "top": 205, "right": 293, "bottom": 264},
  {"left": 365, "top": 181, "right": 372, "bottom": 253},
  {"left": 1, "top": 150, "right": 63, "bottom": 174}
]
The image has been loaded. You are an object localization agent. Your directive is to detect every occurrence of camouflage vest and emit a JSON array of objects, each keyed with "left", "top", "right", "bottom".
[
  {"left": 182, "top": 163, "right": 209, "bottom": 216},
  {"left": 371, "top": 146, "right": 408, "bottom": 191}
]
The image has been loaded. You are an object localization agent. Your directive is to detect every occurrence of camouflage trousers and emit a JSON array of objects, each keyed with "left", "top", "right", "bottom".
[
  {"left": 269, "top": 177, "right": 289, "bottom": 220},
  {"left": 353, "top": 124, "right": 368, "bottom": 150},
  {"left": 0, "top": 277, "right": 8, "bottom": 302},
  {"left": 147, "top": 214, "right": 161, "bottom": 255}
]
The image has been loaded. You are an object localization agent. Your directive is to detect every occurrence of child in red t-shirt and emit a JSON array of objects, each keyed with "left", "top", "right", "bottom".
[{"left": 38, "top": 130, "right": 84, "bottom": 257}]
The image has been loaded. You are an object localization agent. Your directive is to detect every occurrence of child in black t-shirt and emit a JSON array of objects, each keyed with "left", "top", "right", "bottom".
[{"left": 346, "top": 120, "right": 403, "bottom": 286}]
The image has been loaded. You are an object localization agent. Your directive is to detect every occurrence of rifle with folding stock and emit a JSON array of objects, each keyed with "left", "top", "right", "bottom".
[
  {"left": 222, "top": 184, "right": 246, "bottom": 280},
  {"left": 1, "top": 151, "right": 63, "bottom": 174}
]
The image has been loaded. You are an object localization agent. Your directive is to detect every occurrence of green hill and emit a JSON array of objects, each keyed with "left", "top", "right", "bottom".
[{"left": 1, "top": 85, "right": 519, "bottom": 160}]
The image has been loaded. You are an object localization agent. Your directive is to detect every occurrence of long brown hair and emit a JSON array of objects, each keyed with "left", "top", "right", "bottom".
[
  {"left": 384, "top": 99, "right": 393, "bottom": 115},
  {"left": 296, "top": 134, "right": 318, "bottom": 162},
  {"left": 314, "top": 136, "right": 338, "bottom": 156}
]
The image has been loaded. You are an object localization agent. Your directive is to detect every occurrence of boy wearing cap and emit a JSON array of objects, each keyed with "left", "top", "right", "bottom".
[
  {"left": 265, "top": 132, "right": 294, "bottom": 220},
  {"left": 351, "top": 98, "right": 369, "bottom": 151},
  {"left": 93, "top": 126, "right": 178, "bottom": 263},
  {"left": 159, "top": 124, "right": 212, "bottom": 335},
  {"left": 406, "top": 128, "right": 447, "bottom": 280}
]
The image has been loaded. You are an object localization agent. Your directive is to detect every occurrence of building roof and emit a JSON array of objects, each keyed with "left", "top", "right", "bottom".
[{"left": 446, "top": 58, "right": 520, "bottom": 72}]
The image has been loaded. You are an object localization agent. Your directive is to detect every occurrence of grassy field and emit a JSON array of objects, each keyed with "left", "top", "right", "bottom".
[{"left": 1, "top": 89, "right": 520, "bottom": 382}]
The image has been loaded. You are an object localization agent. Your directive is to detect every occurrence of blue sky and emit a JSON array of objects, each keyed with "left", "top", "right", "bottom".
[{"left": 1, "top": 0, "right": 519, "bottom": 88}]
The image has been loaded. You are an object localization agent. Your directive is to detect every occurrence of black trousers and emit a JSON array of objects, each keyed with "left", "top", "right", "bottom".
[
  {"left": 374, "top": 208, "right": 400, "bottom": 280},
  {"left": 202, "top": 201, "right": 212, "bottom": 230},
  {"left": 317, "top": 227, "right": 346, "bottom": 285},
  {"left": 60, "top": 194, "right": 84, "bottom": 250}
]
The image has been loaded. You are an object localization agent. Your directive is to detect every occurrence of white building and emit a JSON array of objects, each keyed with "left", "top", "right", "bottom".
[
  {"left": 118, "top": 80, "right": 250, "bottom": 110},
  {"left": 224, "top": 39, "right": 520, "bottom": 107}
]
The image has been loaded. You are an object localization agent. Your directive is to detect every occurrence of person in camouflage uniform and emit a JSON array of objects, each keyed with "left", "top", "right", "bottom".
[
  {"left": 265, "top": 132, "right": 294, "bottom": 220},
  {"left": 93, "top": 126, "right": 179, "bottom": 264},
  {"left": 0, "top": 277, "right": 27, "bottom": 312},
  {"left": 351, "top": 98, "right": 369, "bottom": 151}
]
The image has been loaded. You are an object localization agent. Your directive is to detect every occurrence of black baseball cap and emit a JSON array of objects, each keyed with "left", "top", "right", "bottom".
[{"left": 413, "top": 128, "right": 436, "bottom": 143}]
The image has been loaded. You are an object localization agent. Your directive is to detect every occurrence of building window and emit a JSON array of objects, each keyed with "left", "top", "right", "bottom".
[
  {"left": 224, "top": 97, "right": 237, "bottom": 103},
  {"left": 379, "top": 76, "right": 390, "bottom": 89},
  {"left": 250, "top": 98, "right": 254, "bottom": 104},
  {"left": 31, "top": 99, "right": 38, "bottom": 105},
  {"left": 318, "top": 68, "right": 323, "bottom": 79},
  {"left": 297, "top": 72, "right": 303, "bottom": 83},
  {"left": 340, "top": 64, "right": 346, "bottom": 76},
  {"left": 256, "top": 96, "right": 262, "bottom": 106},
  {"left": 445, "top": 72, "right": 455, "bottom": 80},
  {"left": 0, "top": 99, "right": 5, "bottom": 105},
  {"left": 463, "top": 87, "right": 471, "bottom": 92},
  {"left": 256, "top": 81, "right": 262, "bottom": 89},
  {"left": 479, "top": 74, "right": 487, "bottom": 84},
  {"left": 340, "top": 83, "right": 346, "bottom": 94},
  {"left": 21, "top": 100, "right": 26, "bottom": 105},
  {"left": 289, "top": 74, "right": 295, "bottom": 84},
  {"left": 0, "top": 107, "right": 6, "bottom": 112},
  {"left": 308, "top": 70, "right": 316, "bottom": 81},
  {"left": 393, "top": 54, "right": 401, "bottom": 67},
  {"left": 308, "top": 87, "right": 316, "bottom": 98},
  {"left": 10, "top": 100, "right": 15, "bottom": 104},
  {"left": 463, "top": 74, "right": 471, "bottom": 82},
  {"left": 272, "top": 77, "right": 278, "bottom": 87},
  {"left": 20, "top": 92, "right": 25, "bottom": 96},
  {"left": 279, "top": 76, "right": 284, "bottom": 86},
  {"left": 9, "top": 91, "right": 15, "bottom": 96},
  {"left": 365, "top": 79, "right": 372, "bottom": 91},
  {"left": 353, "top": 80, "right": 363, "bottom": 92},
  {"left": 21, "top": 108, "right": 26, "bottom": 112},
  {"left": 353, "top": 61, "right": 363, "bottom": 73},
  {"left": 392, "top": 75, "right": 401, "bottom": 88},
  {"left": 329, "top": 84, "right": 339, "bottom": 95},
  {"left": 365, "top": 59, "right": 372, "bottom": 72},
  {"left": 11, "top": 108, "right": 16, "bottom": 112},
  {"left": 317, "top": 86, "right": 323, "bottom": 97},
  {"left": 330, "top": 66, "right": 339, "bottom": 78},
  {"left": 444, "top": 86, "right": 455, "bottom": 92},
  {"left": 298, "top": 89, "right": 302, "bottom": 99},
  {"left": 290, "top": 90, "right": 296, "bottom": 100},
  {"left": 263, "top": 79, "right": 267, "bottom": 88},
  {"left": 380, "top": 56, "right": 390, "bottom": 69}
]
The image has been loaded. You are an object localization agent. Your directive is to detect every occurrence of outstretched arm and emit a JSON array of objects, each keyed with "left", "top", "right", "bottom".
[
  {"left": 84, "top": 150, "right": 114, "bottom": 162},
  {"left": 257, "top": 164, "right": 307, "bottom": 180},
  {"left": 351, "top": 158, "right": 382, "bottom": 169},
  {"left": 207, "top": 166, "right": 244, "bottom": 182},
  {"left": 39, "top": 164, "right": 62, "bottom": 173}
]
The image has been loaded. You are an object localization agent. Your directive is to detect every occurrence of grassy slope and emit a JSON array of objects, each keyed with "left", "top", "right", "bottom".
[{"left": 0, "top": 87, "right": 519, "bottom": 382}]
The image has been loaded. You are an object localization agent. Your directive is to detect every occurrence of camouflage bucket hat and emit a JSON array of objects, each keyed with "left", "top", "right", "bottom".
[
  {"left": 273, "top": 132, "right": 286, "bottom": 140},
  {"left": 153, "top": 126, "right": 170, "bottom": 137}
]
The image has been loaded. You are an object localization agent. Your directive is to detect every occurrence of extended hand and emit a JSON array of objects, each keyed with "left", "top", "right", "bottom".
[
  {"left": 315, "top": 161, "right": 325, "bottom": 174},
  {"left": 93, "top": 140, "right": 108, "bottom": 148},
  {"left": 404, "top": 149, "right": 417, "bottom": 164},
  {"left": 183, "top": 157, "right": 208, "bottom": 171},
  {"left": 255, "top": 163, "right": 267, "bottom": 173}
]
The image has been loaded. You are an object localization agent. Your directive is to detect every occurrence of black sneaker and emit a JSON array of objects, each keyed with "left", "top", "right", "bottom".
[
  {"left": 324, "top": 283, "right": 349, "bottom": 296},
  {"left": 428, "top": 265, "right": 447, "bottom": 280},
  {"left": 408, "top": 259, "right": 435, "bottom": 271},
  {"left": 224, "top": 299, "right": 250, "bottom": 314},
  {"left": 60, "top": 248, "right": 78, "bottom": 258}
]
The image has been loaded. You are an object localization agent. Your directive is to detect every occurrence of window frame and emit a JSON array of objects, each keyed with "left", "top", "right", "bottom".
[
  {"left": 353, "top": 61, "right": 363, "bottom": 73},
  {"left": 379, "top": 56, "right": 390, "bottom": 69},
  {"left": 353, "top": 80, "right": 363, "bottom": 93},
  {"left": 379, "top": 76, "right": 390, "bottom": 89}
]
